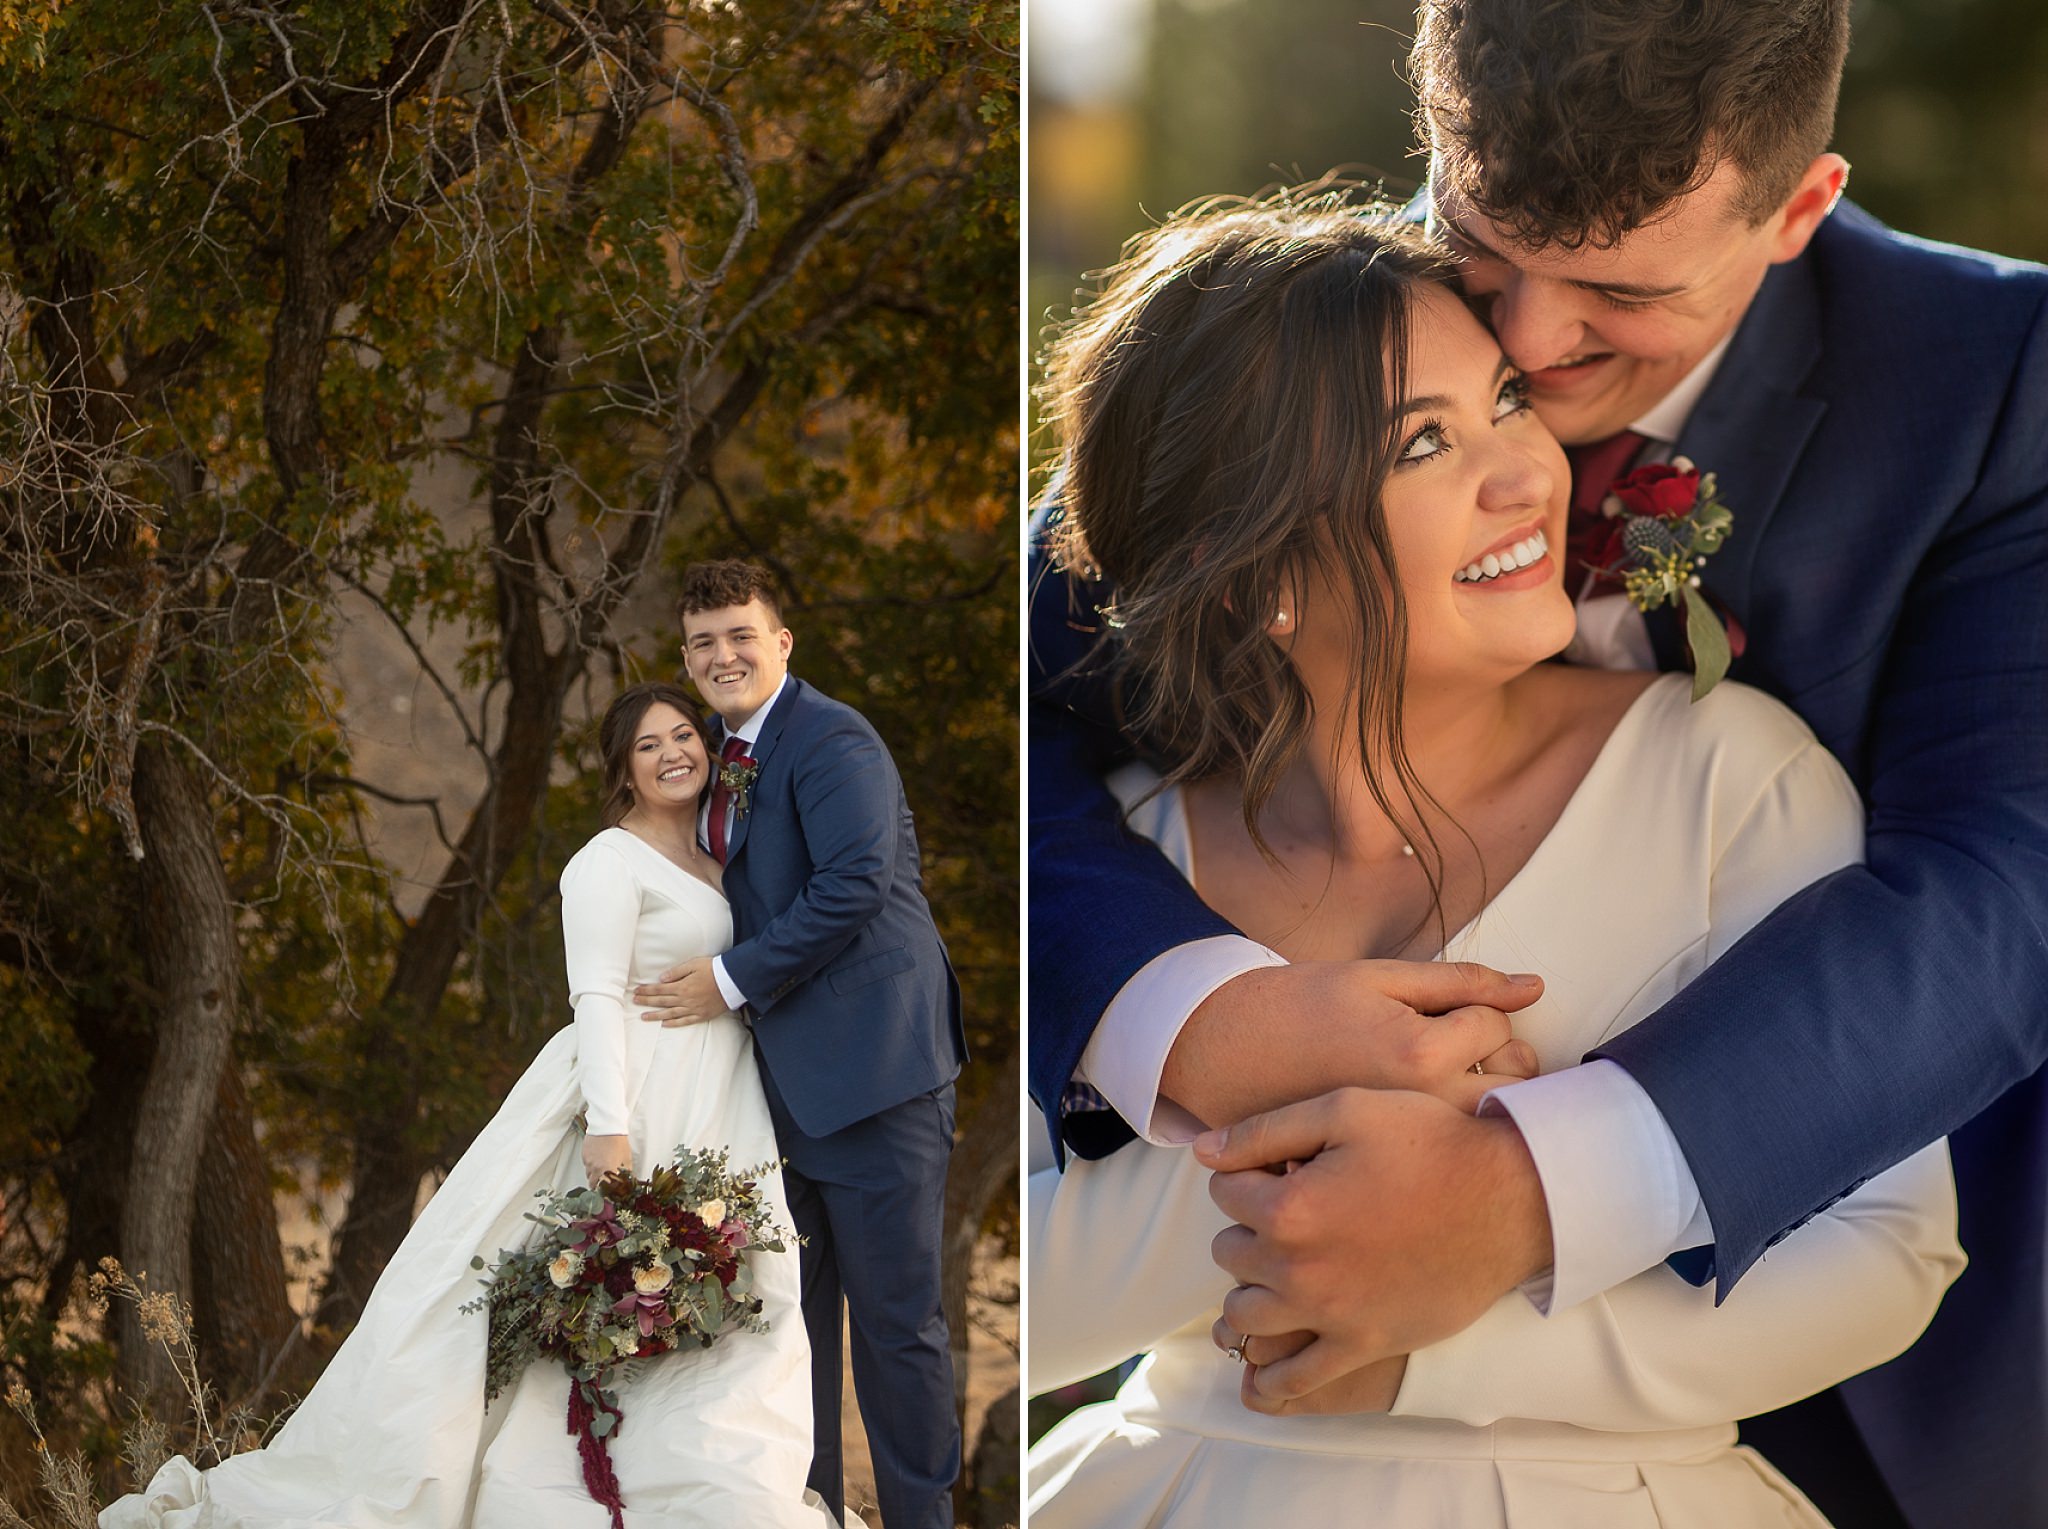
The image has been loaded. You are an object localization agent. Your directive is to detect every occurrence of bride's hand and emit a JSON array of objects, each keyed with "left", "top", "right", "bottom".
[
  {"left": 583, "top": 1134, "right": 633, "bottom": 1190},
  {"left": 1213, "top": 1318, "right": 1409, "bottom": 1415},
  {"left": 1467, "top": 1035, "right": 1541, "bottom": 1105}
]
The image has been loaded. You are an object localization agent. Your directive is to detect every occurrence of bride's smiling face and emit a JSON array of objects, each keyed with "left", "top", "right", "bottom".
[
  {"left": 1295, "top": 287, "right": 1576, "bottom": 691},
  {"left": 626, "top": 701, "right": 711, "bottom": 812}
]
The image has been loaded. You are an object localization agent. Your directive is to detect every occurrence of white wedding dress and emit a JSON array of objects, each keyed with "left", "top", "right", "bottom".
[
  {"left": 1027, "top": 677, "right": 1964, "bottom": 1529},
  {"left": 104, "top": 827, "right": 837, "bottom": 1529}
]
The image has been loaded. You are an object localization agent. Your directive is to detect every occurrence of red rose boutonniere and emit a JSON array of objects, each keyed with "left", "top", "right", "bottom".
[
  {"left": 718, "top": 756, "right": 760, "bottom": 817},
  {"left": 1594, "top": 456, "right": 1736, "bottom": 701}
]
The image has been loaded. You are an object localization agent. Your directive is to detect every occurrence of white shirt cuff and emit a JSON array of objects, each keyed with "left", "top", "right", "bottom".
[
  {"left": 1481, "top": 1058, "right": 1713, "bottom": 1314},
  {"left": 1074, "top": 936, "right": 1286, "bottom": 1144},
  {"left": 710, "top": 955, "right": 747, "bottom": 1013}
]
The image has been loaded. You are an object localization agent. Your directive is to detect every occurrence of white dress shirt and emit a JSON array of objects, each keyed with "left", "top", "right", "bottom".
[
  {"left": 703, "top": 675, "right": 790, "bottom": 1013},
  {"left": 1075, "top": 337, "right": 1739, "bottom": 1312}
]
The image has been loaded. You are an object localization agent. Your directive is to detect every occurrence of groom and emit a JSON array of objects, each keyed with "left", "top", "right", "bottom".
[
  {"left": 641, "top": 559, "right": 966, "bottom": 1529},
  {"left": 1031, "top": 2, "right": 2048, "bottom": 1526}
]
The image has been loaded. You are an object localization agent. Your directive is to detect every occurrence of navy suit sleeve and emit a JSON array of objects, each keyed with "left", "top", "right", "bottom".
[
  {"left": 1027, "top": 522, "right": 1239, "bottom": 1155},
  {"left": 722, "top": 712, "right": 900, "bottom": 1012},
  {"left": 1594, "top": 287, "right": 2048, "bottom": 1298}
]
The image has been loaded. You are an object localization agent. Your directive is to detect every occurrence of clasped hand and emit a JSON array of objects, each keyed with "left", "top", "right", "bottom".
[
  {"left": 1179, "top": 960, "right": 1555, "bottom": 1414},
  {"left": 634, "top": 957, "right": 725, "bottom": 1026},
  {"left": 1199, "top": 1087, "right": 1553, "bottom": 1411}
]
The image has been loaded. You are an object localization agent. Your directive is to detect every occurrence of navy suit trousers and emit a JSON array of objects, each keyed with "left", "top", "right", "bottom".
[{"left": 760, "top": 1066, "right": 960, "bottom": 1529}]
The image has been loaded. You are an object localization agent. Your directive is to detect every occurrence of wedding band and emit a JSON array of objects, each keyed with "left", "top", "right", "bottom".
[{"left": 1470, "top": 1061, "right": 1485, "bottom": 1075}]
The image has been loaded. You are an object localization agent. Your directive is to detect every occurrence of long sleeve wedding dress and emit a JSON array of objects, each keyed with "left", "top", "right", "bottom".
[
  {"left": 104, "top": 827, "right": 835, "bottom": 1529},
  {"left": 1027, "top": 676, "right": 1963, "bottom": 1529}
]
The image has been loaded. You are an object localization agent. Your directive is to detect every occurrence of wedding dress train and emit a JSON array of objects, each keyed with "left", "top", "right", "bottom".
[{"left": 104, "top": 828, "right": 837, "bottom": 1529}]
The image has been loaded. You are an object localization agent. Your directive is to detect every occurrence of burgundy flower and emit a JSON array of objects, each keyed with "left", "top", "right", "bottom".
[
  {"left": 571, "top": 1202, "right": 626, "bottom": 1253},
  {"left": 1581, "top": 519, "right": 1628, "bottom": 578},
  {"left": 1611, "top": 462, "right": 1700, "bottom": 519},
  {"left": 611, "top": 1289, "right": 671, "bottom": 1339},
  {"left": 471, "top": 1146, "right": 790, "bottom": 1529}
]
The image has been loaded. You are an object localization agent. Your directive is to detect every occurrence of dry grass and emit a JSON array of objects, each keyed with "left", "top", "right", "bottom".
[{"left": 0, "top": 1261, "right": 272, "bottom": 1529}]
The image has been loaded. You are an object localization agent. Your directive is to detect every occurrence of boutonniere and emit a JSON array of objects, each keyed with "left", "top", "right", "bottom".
[
  {"left": 1595, "top": 456, "right": 1737, "bottom": 700},
  {"left": 719, "top": 756, "right": 760, "bottom": 817}
]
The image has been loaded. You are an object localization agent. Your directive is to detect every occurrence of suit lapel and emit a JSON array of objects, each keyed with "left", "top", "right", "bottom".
[
  {"left": 723, "top": 677, "right": 802, "bottom": 865},
  {"left": 1665, "top": 245, "right": 1830, "bottom": 670}
]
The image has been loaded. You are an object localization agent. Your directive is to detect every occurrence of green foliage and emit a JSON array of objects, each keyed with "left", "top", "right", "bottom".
[{"left": 0, "top": 0, "right": 1017, "bottom": 1491}]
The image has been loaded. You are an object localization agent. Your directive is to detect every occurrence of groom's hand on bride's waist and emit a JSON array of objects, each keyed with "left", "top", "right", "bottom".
[
  {"left": 1197, "top": 1088, "right": 1553, "bottom": 1401},
  {"left": 634, "top": 957, "right": 725, "bottom": 1026},
  {"left": 1158, "top": 961, "right": 1544, "bottom": 1128}
]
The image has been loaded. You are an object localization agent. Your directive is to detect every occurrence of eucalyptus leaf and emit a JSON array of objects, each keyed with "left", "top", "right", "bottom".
[{"left": 1682, "top": 585, "right": 1732, "bottom": 700}]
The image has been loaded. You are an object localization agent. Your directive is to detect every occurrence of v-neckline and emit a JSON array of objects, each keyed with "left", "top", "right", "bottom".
[
  {"left": 604, "top": 825, "right": 725, "bottom": 903},
  {"left": 1426, "top": 674, "right": 1676, "bottom": 957},
  {"left": 1159, "top": 673, "right": 1681, "bottom": 960}
]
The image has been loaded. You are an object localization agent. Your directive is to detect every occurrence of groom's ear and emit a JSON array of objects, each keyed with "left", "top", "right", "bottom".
[
  {"left": 1764, "top": 153, "right": 1851, "bottom": 267},
  {"left": 777, "top": 627, "right": 794, "bottom": 663}
]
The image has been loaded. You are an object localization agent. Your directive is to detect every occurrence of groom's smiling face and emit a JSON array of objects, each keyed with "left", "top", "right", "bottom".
[
  {"left": 682, "top": 598, "right": 793, "bottom": 726},
  {"left": 1431, "top": 154, "right": 1847, "bottom": 445}
]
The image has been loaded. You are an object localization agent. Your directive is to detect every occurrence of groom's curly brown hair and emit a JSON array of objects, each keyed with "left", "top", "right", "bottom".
[
  {"left": 677, "top": 559, "right": 785, "bottom": 625},
  {"left": 1413, "top": 0, "right": 1852, "bottom": 250}
]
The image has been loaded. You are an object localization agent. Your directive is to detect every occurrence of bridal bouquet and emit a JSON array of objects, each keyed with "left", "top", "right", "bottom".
[{"left": 465, "top": 1147, "right": 789, "bottom": 1529}]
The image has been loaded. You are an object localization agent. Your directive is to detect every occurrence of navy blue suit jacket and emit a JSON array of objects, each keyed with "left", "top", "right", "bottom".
[
  {"left": 1027, "top": 203, "right": 2048, "bottom": 1528},
  {"left": 720, "top": 677, "right": 966, "bottom": 1140}
]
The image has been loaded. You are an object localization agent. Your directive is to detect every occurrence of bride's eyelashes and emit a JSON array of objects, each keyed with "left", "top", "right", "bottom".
[
  {"left": 637, "top": 726, "right": 698, "bottom": 754},
  {"left": 1395, "top": 375, "right": 1534, "bottom": 467},
  {"left": 1398, "top": 418, "right": 1449, "bottom": 465}
]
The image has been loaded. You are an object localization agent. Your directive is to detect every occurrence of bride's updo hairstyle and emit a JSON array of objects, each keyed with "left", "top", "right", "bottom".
[
  {"left": 598, "top": 680, "right": 714, "bottom": 828},
  {"left": 1042, "top": 191, "right": 1460, "bottom": 860}
]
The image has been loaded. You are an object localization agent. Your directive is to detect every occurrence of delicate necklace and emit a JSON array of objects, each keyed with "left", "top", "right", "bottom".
[{"left": 622, "top": 811, "right": 702, "bottom": 868}]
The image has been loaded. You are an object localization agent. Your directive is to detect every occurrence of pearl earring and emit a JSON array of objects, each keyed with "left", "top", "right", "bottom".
[{"left": 1271, "top": 609, "right": 1290, "bottom": 631}]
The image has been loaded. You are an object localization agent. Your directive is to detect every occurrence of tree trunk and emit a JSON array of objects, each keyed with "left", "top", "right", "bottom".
[
  {"left": 191, "top": 1062, "right": 303, "bottom": 1404},
  {"left": 310, "top": 34, "right": 937, "bottom": 1332},
  {"left": 40, "top": 1002, "right": 145, "bottom": 1334},
  {"left": 317, "top": 322, "right": 576, "bottom": 1329},
  {"left": 119, "top": 740, "right": 240, "bottom": 1407},
  {"left": 969, "top": 1382, "right": 1021, "bottom": 1529},
  {"left": 316, "top": 629, "right": 575, "bottom": 1329},
  {"left": 944, "top": 1046, "right": 1021, "bottom": 1523}
]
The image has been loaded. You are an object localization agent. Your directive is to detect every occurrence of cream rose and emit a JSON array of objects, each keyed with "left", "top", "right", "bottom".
[
  {"left": 632, "top": 1260, "right": 674, "bottom": 1294},
  {"left": 695, "top": 1199, "right": 727, "bottom": 1226},
  {"left": 548, "top": 1250, "right": 583, "bottom": 1288}
]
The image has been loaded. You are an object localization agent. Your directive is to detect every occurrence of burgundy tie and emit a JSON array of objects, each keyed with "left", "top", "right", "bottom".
[
  {"left": 1563, "top": 429, "right": 1648, "bottom": 598},
  {"left": 707, "top": 734, "right": 747, "bottom": 864}
]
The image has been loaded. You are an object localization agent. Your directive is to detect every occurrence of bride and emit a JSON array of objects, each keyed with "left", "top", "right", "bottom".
[
  {"left": 1024, "top": 200, "right": 1963, "bottom": 1527},
  {"left": 105, "top": 681, "right": 837, "bottom": 1528}
]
